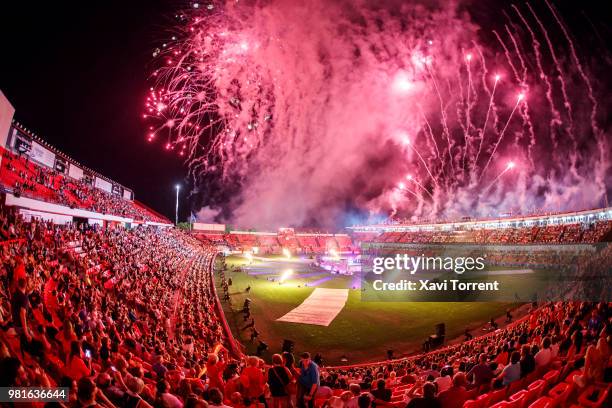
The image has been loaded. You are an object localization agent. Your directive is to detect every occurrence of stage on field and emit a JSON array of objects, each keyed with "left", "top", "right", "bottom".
[{"left": 276, "top": 288, "right": 349, "bottom": 326}]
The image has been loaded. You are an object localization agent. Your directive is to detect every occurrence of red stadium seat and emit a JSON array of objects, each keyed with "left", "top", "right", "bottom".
[
  {"left": 507, "top": 390, "right": 527, "bottom": 408},
  {"left": 564, "top": 370, "right": 582, "bottom": 384},
  {"left": 542, "top": 370, "right": 560, "bottom": 389},
  {"left": 463, "top": 391, "right": 492, "bottom": 408},
  {"left": 525, "top": 380, "right": 546, "bottom": 405},
  {"left": 462, "top": 399, "right": 480, "bottom": 408},
  {"left": 524, "top": 371, "right": 539, "bottom": 385},
  {"left": 476, "top": 392, "right": 492, "bottom": 407},
  {"left": 547, "top": 382, "right": 573, "bottom": 407},
  {"left": 488, "top": 388, "right": 509, "bottom": 406},
  {"left": 528, "top": 396, "right": 554, "bottom": 408},
  {"left": 390, "top": 394, "right": 404, "bottom": 403},
  {"left": 490, "top": 401, "right": 511, "bottom": 408},
  {"left": 576, "top": 384, "right": 610, "bottom": 408},
  {"left": 507, "top": 380, "right": 524, "bottom": 397}
]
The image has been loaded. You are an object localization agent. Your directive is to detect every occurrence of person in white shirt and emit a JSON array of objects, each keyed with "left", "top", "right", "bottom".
[
  {"left": 434, "top": 367, "right": 453, "bottom": 393},
  {"left": 156, "top": 380, "right": 184, "bottom": 408},
  {"left": 534, "top": 337, "right": 553, "bottom": 368},
  {"left": 344, "top": 384, "right": 362, "bottom": 408}
]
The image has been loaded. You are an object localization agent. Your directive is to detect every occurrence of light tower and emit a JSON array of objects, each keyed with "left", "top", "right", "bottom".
[{"left": 175, "top": 184, "right": 180, "bottom": 225}]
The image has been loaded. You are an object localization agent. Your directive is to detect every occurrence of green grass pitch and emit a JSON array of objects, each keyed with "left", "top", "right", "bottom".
[{"left": 216, "top": 254, "right": 524, "bottom": 364}]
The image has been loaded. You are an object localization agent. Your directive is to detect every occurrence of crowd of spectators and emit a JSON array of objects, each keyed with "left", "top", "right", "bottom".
[
  {"left": 314, "top": 302, "right": 610, "bottom": 408},
  {"left": 1, "top": 149, "right": 169, "bottom": 223},
  {"left": 0, "top": 202, "right": 224, "bottom": 407},
  {"left": 194, "top": 233, "right": 353, "bottom": 255},
  {"left": 1, "top": 200, "right": 610, "bottom": 408},
  {"left": 367, "top": 221, "right": 612, "bottom": 245}
]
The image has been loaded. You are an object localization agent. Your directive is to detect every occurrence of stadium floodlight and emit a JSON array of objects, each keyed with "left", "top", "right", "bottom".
[{"left": 175, "top": 184, "right": 181, "bottom": 225}]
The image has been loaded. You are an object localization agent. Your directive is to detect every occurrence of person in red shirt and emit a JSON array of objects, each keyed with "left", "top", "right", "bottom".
[
  {"left": 437, "top": 373, "right": 469, "bottom": 408},
  {"left": 240, "top": 356, "right": 266, "bottom": 401},
  {"left": 206, "top": 349, "right": 228, "bottom": 390},
  {"left": 65, "top": 340, "right": 91, "bottom": 380}
]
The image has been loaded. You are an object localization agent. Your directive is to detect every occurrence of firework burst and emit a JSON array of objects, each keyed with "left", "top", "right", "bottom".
[{"left": 145, "top": 0, "right": 609, "bottom": 228}]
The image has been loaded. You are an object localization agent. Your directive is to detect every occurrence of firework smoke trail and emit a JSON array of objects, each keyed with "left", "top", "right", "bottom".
[
  {"left": 474, "top": 74, "right": 499, "bottom": 170},
  {"left": 406, "top": 175, "right": 435, "bottom": 200},
  {"left": 404, "top": 138, "right": 438, "bottom": 189},
  {"left": 545, "top": 0, "right": 608, "bottom": 194},
  {"left": 480, "top": 94, "right": 523, "bottom": 181},
  {"left": 504, "top": 25, "right": 536, "bottom": 170},
  {"left": 146, "top": 0, "right": 610, "bottom": 228},
  {"left": 526, "top": 3, "right": 576, "bottom": 155},
  {"left": 511, "top": 4, "right": 561, "bottom": 157},
  {"left": 482, "top": 162, "right": 515, "bottom": 194},
  {"left": 398, "top": 183, "right": 421, "bottom": 201},
  {"left": 418, "top": 106, "right": 441, "bottom": 161},
  {"left": 545, "top": 0, "right": 599, "bottom": 135},
  {"left": 456, "top": 70, "right": 468, "bottom": 170},
  {"left": 461, "top": 53, "right": 474, "bottom": 172},
  {"left": 492, "top": 30, "right": 522, "bottom": 84},
  {"left": 425, "top": 63, "right": 455, "bottom": 174}
]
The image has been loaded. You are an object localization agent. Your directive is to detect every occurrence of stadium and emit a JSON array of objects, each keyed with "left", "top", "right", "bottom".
[{"left": 0, "top": 1, "right": 611, "bottom": 408}]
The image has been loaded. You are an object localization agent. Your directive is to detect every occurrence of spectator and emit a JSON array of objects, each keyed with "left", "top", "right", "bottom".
[
  {"left": 534, "top": 337, "right": 552, "bottom": 369},
  {"left": 268, "top": 354, "right": 292, "bottom": 408},
  {"left": 156, "top": 380, "right": 184, "bottom": 408},
  {"left": 433, "top": 367, "right": 452, "bottom": 394},
  {"left": 498, "top": 351, "right": 521, "bottom": 386},
  {"left": 208, "top": 388, "right": 232, "bottom": 408},
  {"left": 345, "top": 384, "right": 361, "bottom": 408},
  {"left": 207, "top": 352, "right": 227, "bottom": 391},
  {"left": 520, "top": 345, "right": 535, "bottom": 378},
  {"left": 296, "top": 353, "right": 320, "bottom": 408},
  {"left": 65, "top": 341, "right": 91, "bottom": 380},
  {"left": 76, "top": 377, "right": 98, "bottom": 408},
  {"left": 466, "top": 354, "right": 493, "bottom": 389},
  {"left": 239, "top": 356, "right": 266, "bottom": 403},
  {"left": 123, "top": 376, "right": 153, "bottom": 408},
  {"left": 357, "top": 393, "right": 371, "bottom": 408},
  {"left": 406, "top": 382, "right": 441, "bottom": 408},
  {"left": 437, "top": 373, "right": 469, "bottom": 408},
  {"left": 370, "top": 379, "right": 391, "bottom": 405},
  {"left": 208, "top": 388, "right": 230, "bottom": 408}
]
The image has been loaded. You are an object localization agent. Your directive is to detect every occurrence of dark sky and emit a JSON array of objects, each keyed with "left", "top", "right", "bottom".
[{"left": 0, "top": 1, "right": 192, "bottom": 221}]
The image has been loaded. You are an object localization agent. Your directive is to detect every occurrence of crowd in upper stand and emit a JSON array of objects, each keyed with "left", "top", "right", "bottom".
[
  {"left": 0, "top": 200, "right": 611, "bottom": 408},
  {"left": 369, "top": 221, "right": 612, "bottom": 245},
  {"left": 1, "top": 149, "right": 168, "bottom": 223}
]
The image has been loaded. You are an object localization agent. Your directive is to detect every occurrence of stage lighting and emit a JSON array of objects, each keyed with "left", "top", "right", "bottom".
[{"left": 280, "top": 269, "right": 293, "bottom": 283}]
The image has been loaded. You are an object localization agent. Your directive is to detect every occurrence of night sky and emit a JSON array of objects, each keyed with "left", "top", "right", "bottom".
[
  {"left": 0, "top": 1, "right": 192, "bottom": 221},
  {"left": 1, "top": 1, "right": 609, "bottom": 225}
]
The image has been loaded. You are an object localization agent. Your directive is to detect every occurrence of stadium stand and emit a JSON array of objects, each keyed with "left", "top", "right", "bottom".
[
  {"left": 1, "top": 132, "right": 170, "bottom": 225},
  {"left": 1, "top": 127, "right": 610, "bottom": 408},
  {"left": 1, "top": 196, "right": 611, "bottom": 408},
  {"left": 360, "top": 219, "right": 612, "bottom": 245}
]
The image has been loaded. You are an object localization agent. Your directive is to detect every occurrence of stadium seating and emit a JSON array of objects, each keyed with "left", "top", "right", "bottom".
[
  {"left": 1, "top": 147, "right": 170, "bottom": 223},
  {"left": 1, "top": 194, "right": 610, "bottom": 408},
  {"left": 359, "top": 220, "right": 612, "bottom": 245}
]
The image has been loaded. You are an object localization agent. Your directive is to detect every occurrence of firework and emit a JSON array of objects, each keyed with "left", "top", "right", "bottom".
[{"left": 145, "top": 0, "right": 609, "bottom": 228}]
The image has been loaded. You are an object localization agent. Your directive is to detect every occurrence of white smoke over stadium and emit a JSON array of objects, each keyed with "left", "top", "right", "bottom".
[{"left": 146, "top": 0, "right": 610, "bottom": 229}]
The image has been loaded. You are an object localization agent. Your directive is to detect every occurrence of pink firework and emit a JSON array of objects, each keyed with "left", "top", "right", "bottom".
[{"left": 145, "top": 0, "right": 609, "bottom": 228}]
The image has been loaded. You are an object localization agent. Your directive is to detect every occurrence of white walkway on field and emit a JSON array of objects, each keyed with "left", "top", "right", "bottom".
[{"left": 276, "top": 288, "right": 349, "bottom": 326}]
